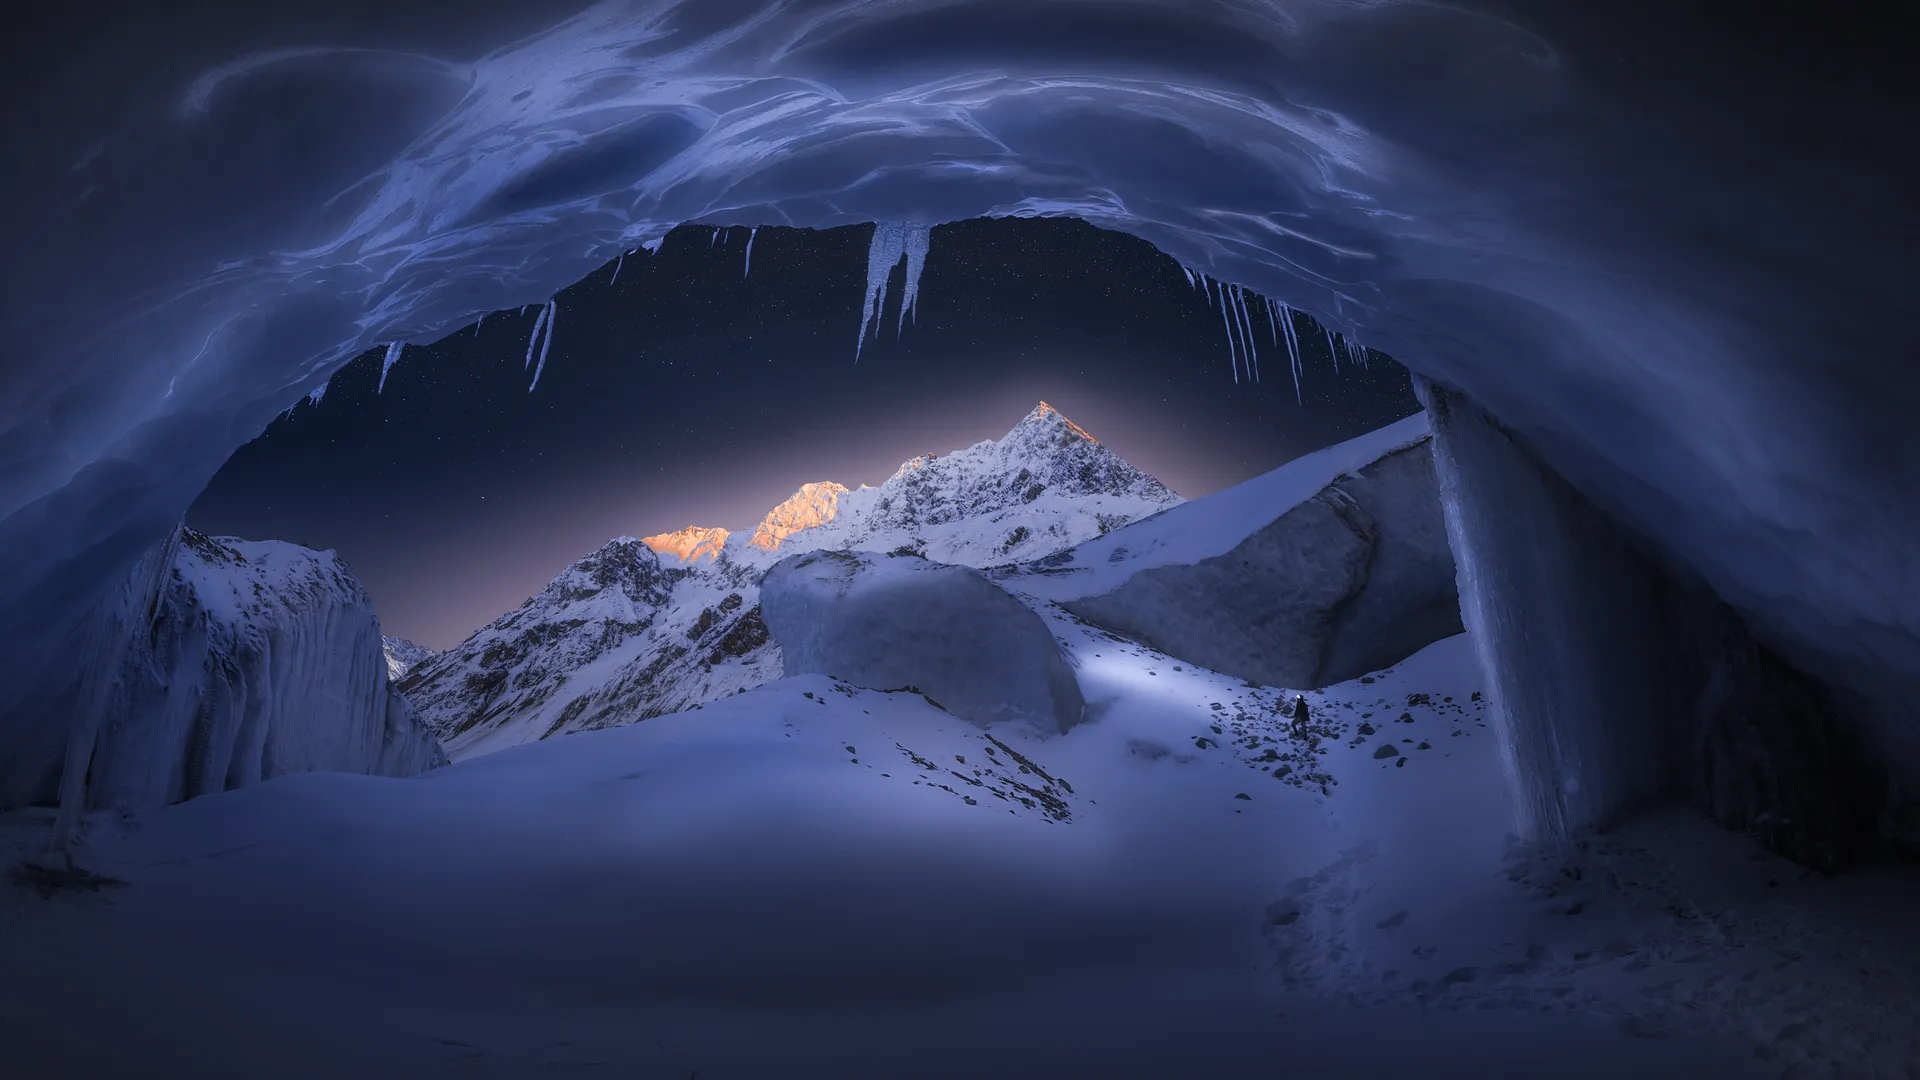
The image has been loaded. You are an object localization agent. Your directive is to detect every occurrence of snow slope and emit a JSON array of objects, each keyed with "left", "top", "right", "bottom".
[
  {"left": 403, "top": 403, "right": 1180, "bottom": 758},
  {"left": 12, "top": 623, "right": 1897, "bottom": 1077}
]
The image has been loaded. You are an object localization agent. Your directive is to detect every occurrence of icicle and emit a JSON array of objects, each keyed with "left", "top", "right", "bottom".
[
  {"left": 523, "top": 303, "right": 550, "bottom": 369},
  {"left": 855, "top": 222, "right": 929, "bottom": 361},
  {"left": 1323, "top": 326, "right": 1340, "bottom": 372},
  {"left": 1210, "top": 280, "right": 1240, "bottom": 384},
  {"left": 474, "top": 312, "right": 486, "bottom": 337},
  {"left": 306, "top": 378, "right": 329, "bottom": 407},
  {"left": 610, "top": 252, "right": 625, "bottom": 285},
  {"left": 377, "top": 342, "right": 405, "bottom": 394},
  {"left": 897, "top": 224, "right": 931, "bottom": 335},
  {"left": 744, "top": 227, "right": 758, "bottom": 278},
  {"left": 1181, "top": 266, "right": 1196, "bottom": 289},
  {"left": 712, "top": 227, "right": 722, "bottom": 248},
  {"left": 1277, "top": 303, "right": 1305, "bottom": 404},
  {"left": 1233, "top": 286, "right": 1260, "bottom": 384},
  {"left": 529, "top": 301, "right": 557, "bottom": 391}
]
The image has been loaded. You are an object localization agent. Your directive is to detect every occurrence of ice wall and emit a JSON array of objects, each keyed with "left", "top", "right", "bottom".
[
  {"left": 0, "top": 2, "right": 1915, "bottom": 819},
  {"left": 1419, "top": 378, "right": 1889, "bottom": 864},
  {"left": 1416, "top": 379, "right": 1678, "bottom": 840},
  {"left": 0, "top": 528, "right": 447, "bottom": 811}
]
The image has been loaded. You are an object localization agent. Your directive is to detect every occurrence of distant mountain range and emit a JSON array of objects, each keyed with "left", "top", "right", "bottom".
[{"left": 395, "top": 403, "right": 1183, "bottom": 758}]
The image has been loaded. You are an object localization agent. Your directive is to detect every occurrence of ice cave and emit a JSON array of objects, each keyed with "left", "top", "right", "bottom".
[{"left": 2, "top": 1, "right": 1916, "bottom": 1076}]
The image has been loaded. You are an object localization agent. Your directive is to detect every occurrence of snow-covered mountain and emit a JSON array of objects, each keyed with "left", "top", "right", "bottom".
[
  {"left": 382, "top": 636, "right": 437, "bottom": 681},
  {"left": 400, "top": 403, "right": 1181, "bottom": 758}
]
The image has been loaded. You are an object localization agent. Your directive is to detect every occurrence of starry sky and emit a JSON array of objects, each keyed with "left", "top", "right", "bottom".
[{"left": 188, "top": 218, "right": 1419, "bottom": 649}]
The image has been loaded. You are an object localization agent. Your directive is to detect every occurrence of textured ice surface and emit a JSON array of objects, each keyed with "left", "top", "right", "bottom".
[
  {"left": 1055, "top": 420, "right": 1460, "bottom": 689},
  {"left": 763, "top": 549, "right": 1086, "bottom": 733},
  {"left": 3, "top": 528, "right": 445, "bottom": 811},
  {"left": 1, "top": 2, "right": 1916, "bottom": 801},
  {"left": 1420, "top": 378, "right": 1890, "bottom": 862}
]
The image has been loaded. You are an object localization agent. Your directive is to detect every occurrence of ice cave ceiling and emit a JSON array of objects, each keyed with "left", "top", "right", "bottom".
[{"left": 1, "top": 1, "right": 1916, "bottom": 777}]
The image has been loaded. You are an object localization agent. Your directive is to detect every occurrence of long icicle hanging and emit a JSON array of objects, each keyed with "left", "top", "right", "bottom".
[
  {"left": 1280, "top": 303, "right": 1305, "bottom": 404},
  {"left": 1209, "top": 278, "right": 1240, "bottom": 384},
  {"left": 744, "top": 227, "right": 758, "bottom": 278},
  {"left": 529, "top": 301, "right": 557, "bottom": 391},
  {"left": 523, "top": 303, "right": 550, "bottom": 369},
  {"left": 377, "top": 342, "right": 405, "bottom": 394},
  {"left": 1233, "top": 286, "right": 1260, "bottom": 384},
  {"left": 610, "top": 252, "right": 625, "bottom": 285},
  {"left": 897, "top": 224, "right": 931, "bottom": 336}
]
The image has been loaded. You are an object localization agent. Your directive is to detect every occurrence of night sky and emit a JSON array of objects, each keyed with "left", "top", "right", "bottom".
[{"left": 189, "top": 218, "right": 1418, "bottom": 649}]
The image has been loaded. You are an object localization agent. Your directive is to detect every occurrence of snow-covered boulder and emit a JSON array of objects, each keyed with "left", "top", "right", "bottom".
[
  {"left": 8, "top": 528, "right": 448, "bottom": 811},
  {"left": 1046, "top": 414, "right": 1461, "bottom": 690},
  {"left": 761, "top": 550, "right": 1086, "bottom": 733}
]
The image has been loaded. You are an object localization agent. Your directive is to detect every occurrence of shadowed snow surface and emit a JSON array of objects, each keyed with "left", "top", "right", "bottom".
[{"left": 8, "top": 630, "right": 1910, "bottom": 1076}]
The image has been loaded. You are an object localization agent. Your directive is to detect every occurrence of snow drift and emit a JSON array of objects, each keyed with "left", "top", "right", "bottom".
[
  {"left": 1040, "top": 413, "right": 1458, "bottom": 688},
  {"left": 763, "top": 550, "right": 1086, "bottom": 733},
  {"left": 0, "top": 528, "right": 445, "bottom": 811},
  {"left": 0, "top": 1, "right": 1915, "bottom": 831}
]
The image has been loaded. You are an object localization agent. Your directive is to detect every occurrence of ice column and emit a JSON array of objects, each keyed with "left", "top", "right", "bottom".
[{"left": 1415, "top": 377, "right": 1675, "bottom": 843}]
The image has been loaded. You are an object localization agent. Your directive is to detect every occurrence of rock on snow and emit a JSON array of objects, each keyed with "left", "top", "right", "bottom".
[{"left": 762, "top": 550, "right": 1086, "bottom": 733}]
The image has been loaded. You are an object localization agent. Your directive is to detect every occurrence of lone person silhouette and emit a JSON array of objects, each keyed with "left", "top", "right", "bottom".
[{"left": 1291, "top": 694, "right": 1310, "bottom": 737}]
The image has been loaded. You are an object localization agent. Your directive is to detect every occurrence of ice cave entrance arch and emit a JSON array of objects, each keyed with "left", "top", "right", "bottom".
[{"left": 3, "top": 0, "right": 1914, "bottom": 870}]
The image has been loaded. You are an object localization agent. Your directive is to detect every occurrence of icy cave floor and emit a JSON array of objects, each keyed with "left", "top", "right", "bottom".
[{"left": 4, "top": 627, "right": 1918, "bottom": 1078}]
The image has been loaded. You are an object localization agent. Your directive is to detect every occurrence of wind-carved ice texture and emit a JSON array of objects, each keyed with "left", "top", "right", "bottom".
[
  {"left": 3, "top": 0, "right": 1918, "bottom": 827},
  {"left": 856, "top": 222, "right": 932, "bottom": 360}
]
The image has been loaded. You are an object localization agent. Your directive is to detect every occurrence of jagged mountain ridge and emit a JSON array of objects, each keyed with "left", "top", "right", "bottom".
[
  {"left": 400, "top": 403, "right": 1181, "bottom": 759},
  {"left": 382, "top": 636, "right": 438, "bottom": 681}
]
